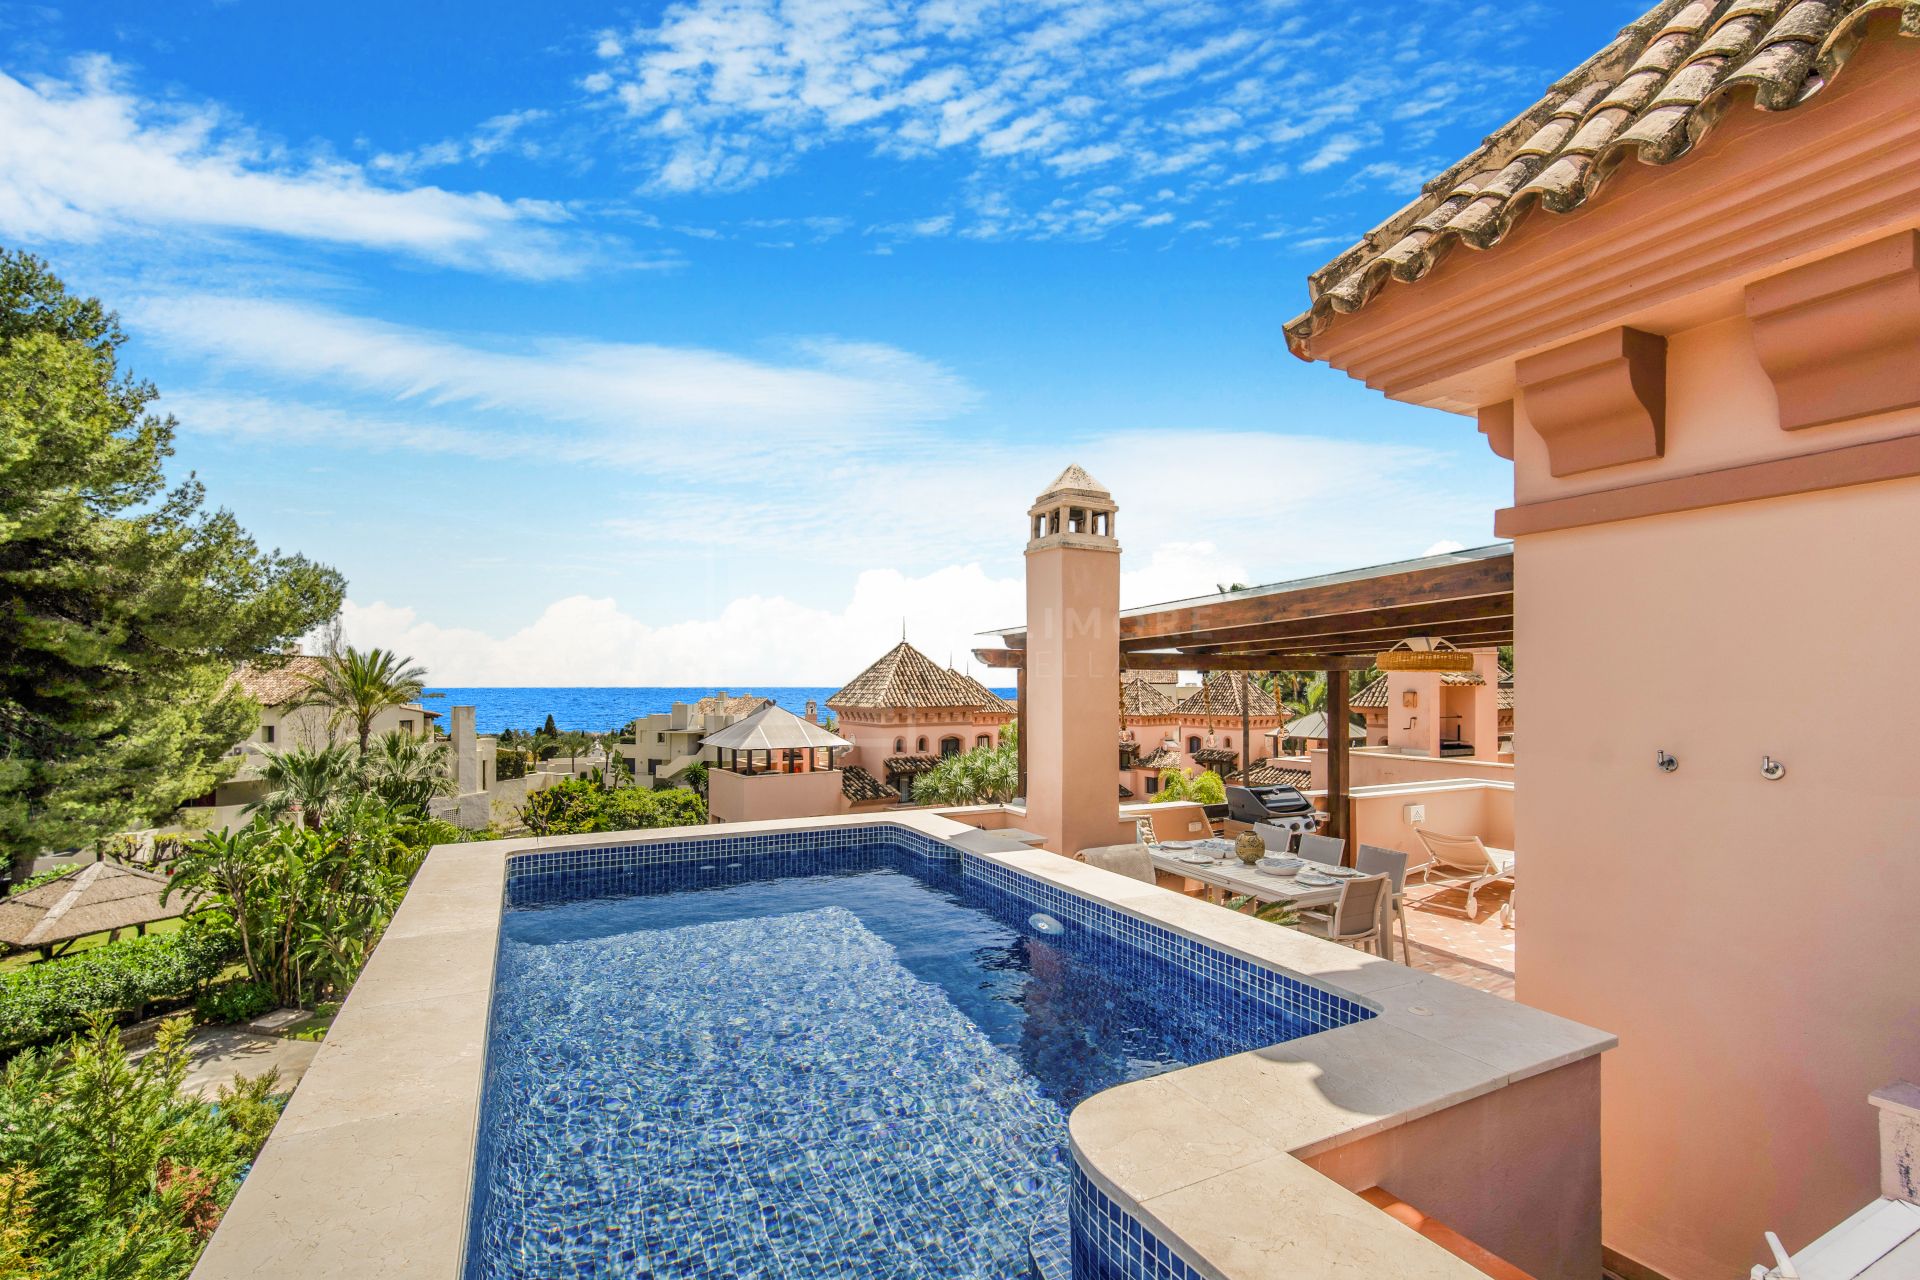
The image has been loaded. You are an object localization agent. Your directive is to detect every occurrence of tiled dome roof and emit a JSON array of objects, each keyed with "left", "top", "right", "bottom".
[{"left": 828, "top": 642, "right": 1011, "bottom": 712}]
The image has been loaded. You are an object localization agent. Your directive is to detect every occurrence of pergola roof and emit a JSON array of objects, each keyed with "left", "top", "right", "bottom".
[
  {"left": 979, "top": 543, "right": 1513, "bottom": 671},
  {"left": 0, "top": 863, "right": 195, "bottom": 950},
  {"left": 702, "top": 705, "right": 851, "bottom": 753},
  {"left": 1279, "top": 711, "right": 1367, "bottom": 742}
]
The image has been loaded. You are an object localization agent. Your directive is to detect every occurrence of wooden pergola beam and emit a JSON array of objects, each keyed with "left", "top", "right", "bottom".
[
  {"left": 975, "top": 648, "right": 1394, "bottom": 672},
  {"left": 1118, "top": 555, "right": 1511, "bottom": 643},
  {"left": 1152, "top": 595, "right": 1514, "bottom": 654}
]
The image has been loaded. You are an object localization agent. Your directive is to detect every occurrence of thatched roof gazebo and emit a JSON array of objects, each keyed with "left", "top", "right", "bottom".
[{"left": 0, "top": 863, "right": 197, "bottom": 961}]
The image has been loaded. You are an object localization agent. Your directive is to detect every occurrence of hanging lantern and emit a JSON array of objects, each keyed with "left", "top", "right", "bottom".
[{"left": 1376, "top": 636, "right": 1476, "bottom": 672}]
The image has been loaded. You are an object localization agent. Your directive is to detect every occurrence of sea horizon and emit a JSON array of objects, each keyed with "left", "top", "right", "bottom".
[{"left": 424, "top": 686, "right": 1018, "bottom": 736}]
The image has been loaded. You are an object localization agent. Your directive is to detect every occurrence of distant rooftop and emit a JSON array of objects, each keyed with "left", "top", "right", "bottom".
[
  {"left": 829, "top": 641, "right": 1012, "bottom": 713},
  {"left": 702, "top": 704, "right": 851, "bottom": 754}
]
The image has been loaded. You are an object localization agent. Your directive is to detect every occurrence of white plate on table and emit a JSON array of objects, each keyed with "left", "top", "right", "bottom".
[
  {"left": 1160, "top": 841, "right": 1197, "bottom": 850},
  {"left": 1295, "top": 872, "right": 1340, "bottom": 887},
  {"left": 1176, "top": 853, "right": 1215, "bottom": 865},
  {"left": 1319, "top": 865, "right": 1364, "bottom": 878},
  {"left": 1258, "top": 856, "right": 1304, "bottom": 872}
]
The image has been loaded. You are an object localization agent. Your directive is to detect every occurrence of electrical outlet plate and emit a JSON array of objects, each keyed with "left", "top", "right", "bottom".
[{"left": 1404, "top": 803, "right": 1426, "bottom": 824}]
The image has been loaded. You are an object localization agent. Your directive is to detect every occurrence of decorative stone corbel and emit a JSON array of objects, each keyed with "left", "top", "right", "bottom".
[
  {"left": 1477, "top": 400, "right": 1516, "bottom": 460},
  {"left": 1516, "top": 327, "right": 1667, "bottom": 477},
  {"left": 1746, "top": 231, "right": 1920, "bottom": 431}
]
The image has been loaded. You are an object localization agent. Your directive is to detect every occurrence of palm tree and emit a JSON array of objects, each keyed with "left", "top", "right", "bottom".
[
  {"left": 250, "top": 744, "right": 359, "bottom": 828},
  {"left": 362, "top": 730, "right": 456, "bottom": 813},
  {"left": 297, "top": 645, "right": 428, "bottom": 753},
  {"left": 912, "top": 737, "right": 1018, "bottom": 806}
]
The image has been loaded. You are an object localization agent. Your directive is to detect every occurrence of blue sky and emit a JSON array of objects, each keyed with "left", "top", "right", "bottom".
[{"left": 0, "top": 0, "right": 1645, "bottom": 684}]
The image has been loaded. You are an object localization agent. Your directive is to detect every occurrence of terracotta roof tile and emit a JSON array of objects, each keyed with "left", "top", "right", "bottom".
[
  {"left": 1120, "top": 675, "right": 1179, "bottom": 717},
  {"left": 840, "top": 765, "right": 898, "bottom": 804},
  {"left": 688, "top": 692, "right": 774, "bottom": 719},
  {"left": 1284, "top": 0, "right": 1920, "bottom": 355},
  {"left": 1173, "top": 671, "right": 1279, "bottom": 719},
  {"left": 230, "top": 656, "right": 327, "bottom": 708},
  {"left": 828, "top": 642, "right": 1011, "bottom": 712},
  {"left": 1350, "top": 667, "right": 1512, "bottom": 709},
  {"left": 1137, "top": 745, "right": 1183, "bottom": 771},
  {"left": 883, "top": 754, "right": 942, "bottom": 774},
  {"left": 1245, "top": 760, "right": 1313, "bottom": 790}
]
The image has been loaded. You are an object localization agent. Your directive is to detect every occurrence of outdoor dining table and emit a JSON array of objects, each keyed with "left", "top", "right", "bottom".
[{"left": 1147, "top": 839, "right": 1399, "bottom": 963}]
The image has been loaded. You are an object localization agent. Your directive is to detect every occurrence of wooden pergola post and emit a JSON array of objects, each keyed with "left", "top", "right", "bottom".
[
  {"left": 1240, "top": 671, "right": 1252, "bottom": 784},
  {"left": 1325, "top": 666, "right": 1351, "bottom": 854},
  {"left": 1015, "top": 663, "right": 1027, "bottom": 800}
]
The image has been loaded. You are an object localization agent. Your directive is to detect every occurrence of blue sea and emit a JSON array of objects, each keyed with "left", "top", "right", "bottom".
[{"left": 424, "top": 687, "right": 1016, "bottom": 735}]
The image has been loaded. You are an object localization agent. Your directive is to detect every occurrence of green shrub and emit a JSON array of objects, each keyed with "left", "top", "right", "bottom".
[
  {"left": 0, "top": 924, "right": 236, "bottom": 1054},
  {"left": 193, "top": 979, "right": 276, "bottom": 1026},
  {"left": 519, "top": 775, "right": 706, "bottom": 836},
  {"left": 0, "top": 1016, "right": 279, "bottom": 1276}
]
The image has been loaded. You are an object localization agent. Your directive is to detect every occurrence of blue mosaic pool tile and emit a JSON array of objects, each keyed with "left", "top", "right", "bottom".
[
  {"left": 480, "top": 822, "right": 1376, "bottom": 1280},
  {"left": 503, "top": 823, "right": 1371, "bottom": 1039},
  {"left": 1069, "top": 1167, "right": 1204, "bottom": 1280}
]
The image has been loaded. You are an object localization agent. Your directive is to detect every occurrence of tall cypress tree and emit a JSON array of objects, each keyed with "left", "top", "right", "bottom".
[{"left": 0, "top": 252, "right": 344, "bottom": 877}]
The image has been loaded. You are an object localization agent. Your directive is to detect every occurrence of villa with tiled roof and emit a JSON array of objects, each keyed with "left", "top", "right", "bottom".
[
  {"left": 1277, "top": 0, "right": 1920, "bottom": 1268},
  {"left": 185, "top": 655, "right": 440, "bottom": 825},
  {"left": 1117, "top": 670, "right": 1288, "bottom": 799},
  {"left": 1344, "top": 655, "right": 1513, "bottom": 757},
  {"left": 827, "top": 641, "right": 1014, "bottom": 802}
]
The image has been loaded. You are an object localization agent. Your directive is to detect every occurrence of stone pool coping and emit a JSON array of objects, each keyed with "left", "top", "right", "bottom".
[{"left": 189, "top": 812, "right": 1613, "bottom": 1280}]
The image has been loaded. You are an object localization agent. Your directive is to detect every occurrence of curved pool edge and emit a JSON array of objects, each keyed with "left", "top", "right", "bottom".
[{"left": 187, "top": 811, "right": 1613, "bottom": 1280}]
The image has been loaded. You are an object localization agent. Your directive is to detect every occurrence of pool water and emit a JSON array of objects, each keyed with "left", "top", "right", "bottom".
[{"left": 465, "top": 840, "right": 1328, "bottom": 1280}]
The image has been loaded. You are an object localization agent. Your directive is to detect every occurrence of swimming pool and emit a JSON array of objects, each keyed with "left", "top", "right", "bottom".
[{"left": 463, "top": 828, "right": 1371, "bottom": 1280}]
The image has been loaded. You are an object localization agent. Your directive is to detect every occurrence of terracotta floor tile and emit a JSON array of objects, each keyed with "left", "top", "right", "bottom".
[{"left": 1400, "top": 880, "right": 1516, "bottom": 1000}]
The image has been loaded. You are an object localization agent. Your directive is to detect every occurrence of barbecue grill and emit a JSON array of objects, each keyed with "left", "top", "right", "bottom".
[{"left": 1225, "top": 784, "right": 1321, "bottom": 843}]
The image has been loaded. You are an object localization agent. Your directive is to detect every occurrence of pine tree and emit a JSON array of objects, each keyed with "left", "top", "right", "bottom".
[{"left": 0, "top": 252, "right": 343, "bottom": 877}]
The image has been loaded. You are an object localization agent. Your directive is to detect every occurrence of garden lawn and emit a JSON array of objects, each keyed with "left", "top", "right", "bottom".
[{"left": 0, "top": 914, "right": 189, "bottom": 972}]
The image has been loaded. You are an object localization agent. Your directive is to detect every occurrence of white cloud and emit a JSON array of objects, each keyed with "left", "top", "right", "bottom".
[
  {"left": 579, "top": 0, "right": 1537, "bottom": 234},
  {"left": 138, "top": 294, "right": 976, "bottom": 452},
  {"left": 369, "top": 109, "right": 554, "bottom": 177},
  {"left": 1422, "top": 539, "right": 1467, "bottom": 556},
  {"left": 339, "top": 540, "right": 1262, "bottom": 686},
  {"left": 1300, "top": 131, "right": 1370, "bottom": 173},
  {"left": 0, "top": 60, "right": 597, "bottom": 278},
  {"left": 340, "top": 564, "right": 1027, "bottom": 686}
]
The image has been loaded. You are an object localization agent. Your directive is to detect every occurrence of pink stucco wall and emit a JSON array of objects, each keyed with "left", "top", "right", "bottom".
[
  {"left": 1347, "top": 783, "right": 1513, "bottom": 867},
  {"left": 838, "top": 713, "right": 1006, "bottom": 775},
  {"left": 1304, "top": 1057, "right": 1601, "bottom": 1280},
  {"left": 1292, "top": 41, "right": 1920, "bottom": 1275},
  {"left": 1308, "top": 748, "right": 1516, "bottom": 792},
  {"left": 1518, "top": 475, "right": 1920, "bottom": 1278},
  {"left": 1023, "top": 537, "right": 1122, "bottom": 857},
  {"left": 708, "top": 769, "right": 843, "bottom": 824}
]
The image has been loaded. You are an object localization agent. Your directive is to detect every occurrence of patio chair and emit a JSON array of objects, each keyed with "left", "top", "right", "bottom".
[
  {"left": 1080, "top": 843, "right": 1208, "bottom": 896},
  {"left": 1296, "top": 833, "right": 1346, "bottom": 867},
  {"left": 1294, "top": 873, "right": 1391, "bottom": 956},
  {"left": 1355, "top": 844, "right": 1412, "bottom": 960},
  {"left": 1253, "top": 822, "right": 1298, "bottom": 852},
  {"left": 1412, "top": 829, "right": 1515, "bottom": 926},
  {"left": 1138, "top": 802, "right": 1209, "bottom": 846},
  {"left": 1076, "top": 843, "right": 1159, "bottom": 886}
]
